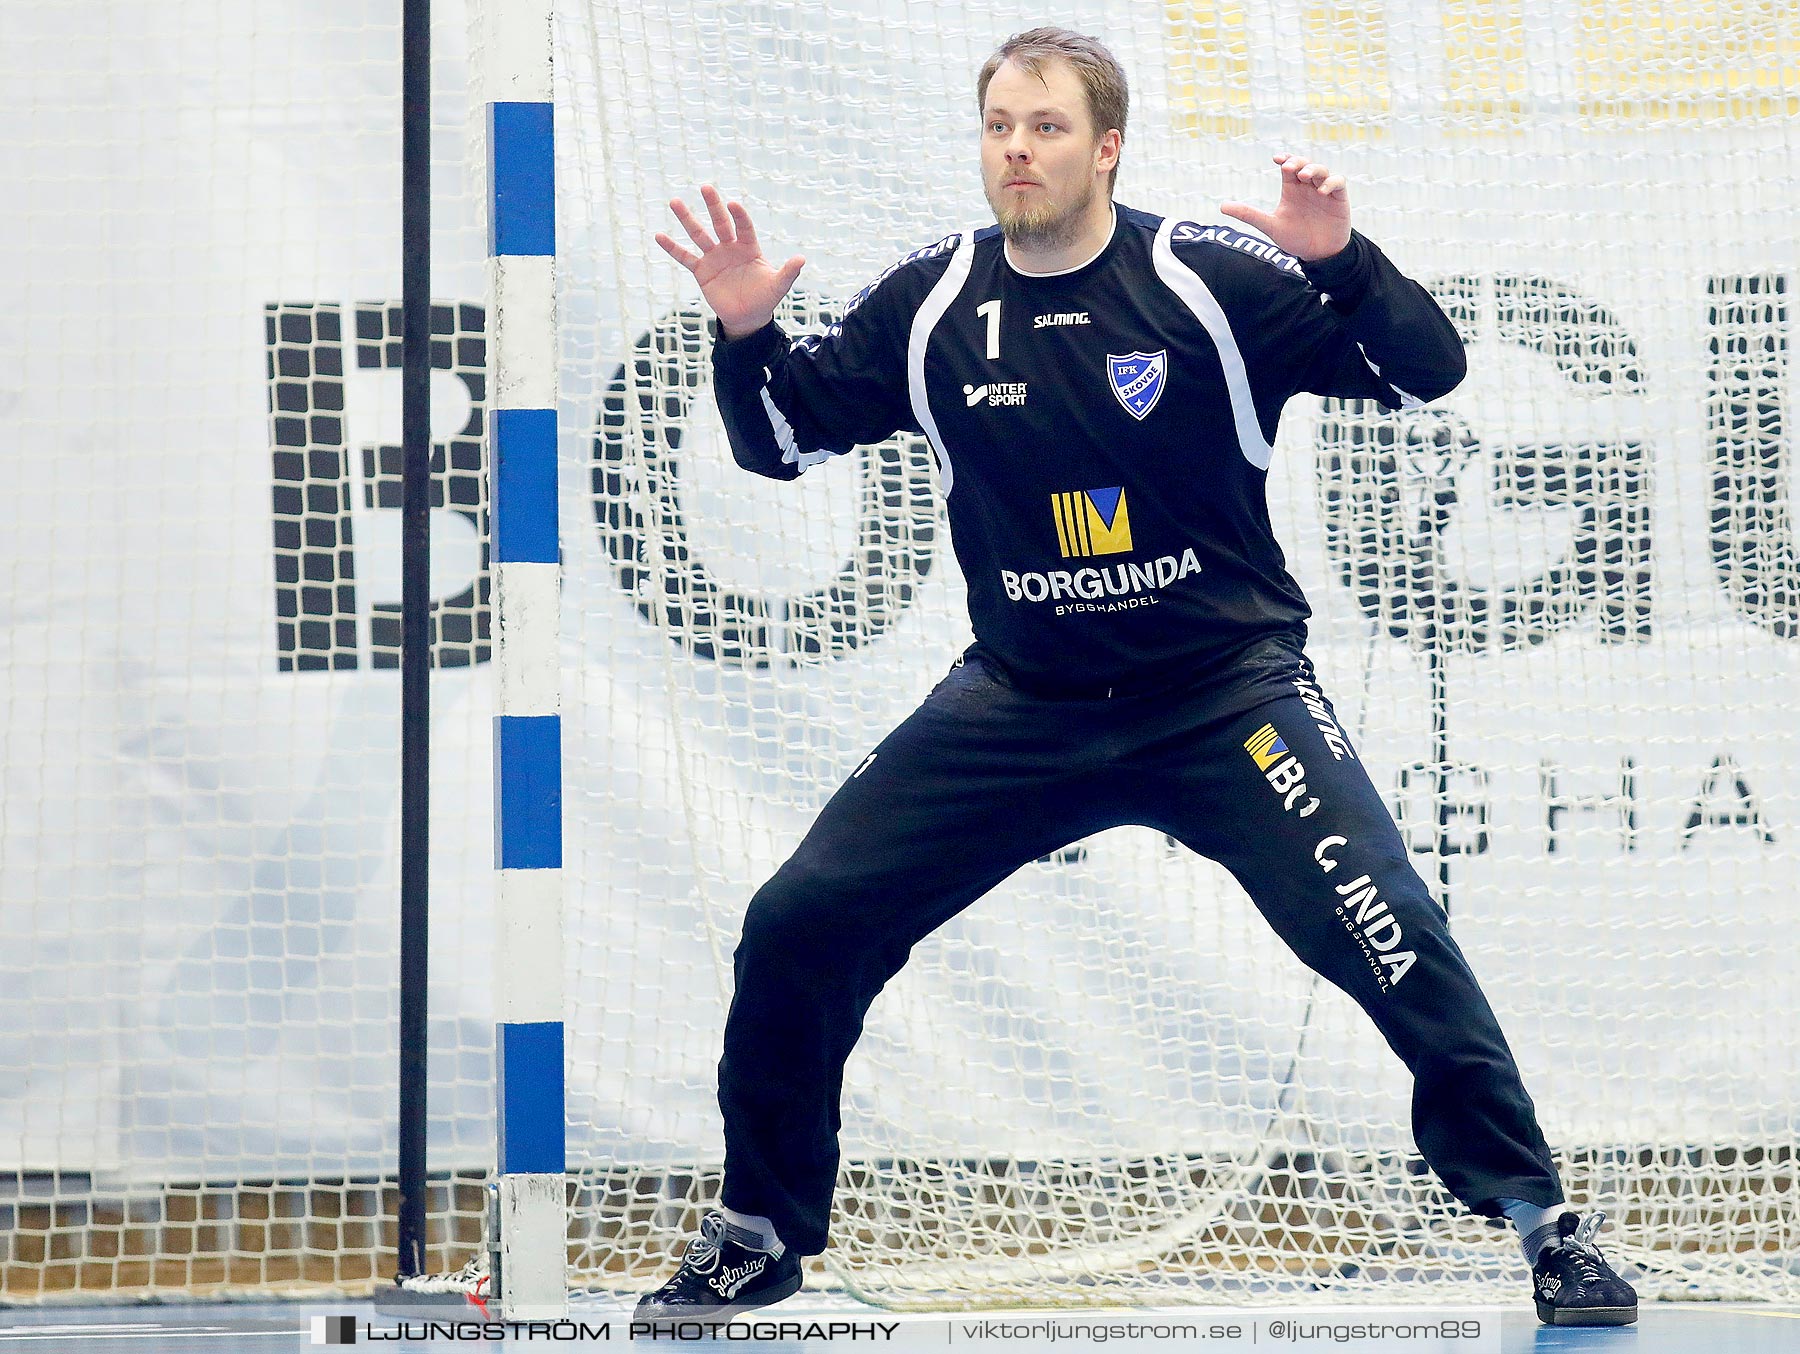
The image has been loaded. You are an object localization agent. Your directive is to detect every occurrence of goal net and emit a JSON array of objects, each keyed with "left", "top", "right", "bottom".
[{"left": 5, "top": 0, "right": 1797, "bottom": 1310}]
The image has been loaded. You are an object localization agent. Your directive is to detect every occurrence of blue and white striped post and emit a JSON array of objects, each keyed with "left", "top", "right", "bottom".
[{"left": 483, "top": 0, "right": 566, "bottom": 1320}]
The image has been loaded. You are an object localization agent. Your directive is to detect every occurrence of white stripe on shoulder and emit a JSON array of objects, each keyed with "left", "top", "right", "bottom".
[
  {"left": 1152, "top": 217, "right": 1275, "bottom": 470},
  {"left": 907, "top": 231, "right": 977, "bottom": 497}
]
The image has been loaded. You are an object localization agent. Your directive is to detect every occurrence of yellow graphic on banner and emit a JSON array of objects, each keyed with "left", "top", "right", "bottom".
[
  {"left": 1053, "top": 488, "right": 1134, "bottom": 558},
  {"left": 1165, "top": 1, "right": 1252, "bottom": 137},
  {"left": 1578, "top": 0, "right": 1798, "bottom": 124},
  {"left": 1165, "top": 0, "right": 1388, "bottom": 140},
  {"left": 1441, "top": 0, "right": 1528, "bottom": 129},
  {"left": 1244, "top": 723, "right": 1291, "bottom": 771},
  {"left": 1300, "top": 0, "right": 1390, "bottom": 139},
  {"left": 1165, "top": 0, "right": 1796, "bottom": 136}
]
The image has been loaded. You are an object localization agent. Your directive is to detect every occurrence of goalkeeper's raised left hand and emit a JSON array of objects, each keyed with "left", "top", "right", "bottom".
[{"left": 1220, "top": 152, "right": 1352, "bottom": 263}]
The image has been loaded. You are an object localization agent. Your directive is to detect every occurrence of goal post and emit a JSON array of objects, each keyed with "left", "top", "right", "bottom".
[
  {"left": 3, "top": 0, "right": 1797, "bottom": 1312},
  {"left": 481, "top": 0, "right": 569, "bottom": 1318}
]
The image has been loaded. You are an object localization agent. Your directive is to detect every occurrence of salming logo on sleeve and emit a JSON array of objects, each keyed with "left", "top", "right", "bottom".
[{"left": 1170, "top": 221, "right": 1305, "bottom": 277}]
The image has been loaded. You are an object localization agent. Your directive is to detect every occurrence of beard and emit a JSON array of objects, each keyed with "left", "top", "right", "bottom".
[{"left": 987, "top": 174, "right": 1097, "bottom": 251}]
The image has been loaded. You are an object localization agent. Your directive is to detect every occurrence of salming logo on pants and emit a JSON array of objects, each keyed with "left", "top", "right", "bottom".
[{"left": 716, "top": 641, "right": 1560, "bottom": 1256}]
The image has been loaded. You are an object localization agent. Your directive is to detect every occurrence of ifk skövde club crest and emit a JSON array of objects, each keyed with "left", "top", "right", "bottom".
[{"left": 1107, "top": 350, "right": 1168, "bottom": 421}]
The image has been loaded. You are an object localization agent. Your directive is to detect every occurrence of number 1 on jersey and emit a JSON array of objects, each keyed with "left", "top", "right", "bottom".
[{"left": 977, "top": 299, "right": 1001, "bottom": 361}]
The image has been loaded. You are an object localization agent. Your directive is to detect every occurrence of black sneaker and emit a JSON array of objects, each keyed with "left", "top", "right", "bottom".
[
  {"left": 1532, "top": 1211, "right": 1638, "bottom": 1326},
  {"left": 634, "top": 1212, "right": 802, "bottom": 1323}
]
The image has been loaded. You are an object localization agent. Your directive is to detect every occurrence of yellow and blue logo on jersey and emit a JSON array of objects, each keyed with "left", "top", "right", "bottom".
[
  {"left": 1244, "top": 722, "right": 1290, "bottom": 771},
  {"left": 1052, "top": 487, "right": 1134, "bottom": 558}
]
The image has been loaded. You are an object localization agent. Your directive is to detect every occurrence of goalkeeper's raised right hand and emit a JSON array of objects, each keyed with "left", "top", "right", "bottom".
[{"left": 655, "top": 185, "right": 806, "bottom": 340}]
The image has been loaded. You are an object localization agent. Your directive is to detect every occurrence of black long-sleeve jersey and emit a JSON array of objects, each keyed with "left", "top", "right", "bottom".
[{"left": 712, "top": 203, "right": 1466, "bottom": 691}]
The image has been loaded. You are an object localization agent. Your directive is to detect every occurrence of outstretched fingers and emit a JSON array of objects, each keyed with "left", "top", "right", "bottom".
[
  {"left": 700, "top": 184, "right": 736, "bottom": 246},
  {"left": 668, "top": 196, "right": 717, "bottom": 252},
  {"left": 773, "top": 254, "right": 806, "bottom": 292},
  {"left": 726, "top": 200, "right": 760, "bottom": 254},
  {"left": 653, "top": 232, "right": 701, "bottom": 271}
]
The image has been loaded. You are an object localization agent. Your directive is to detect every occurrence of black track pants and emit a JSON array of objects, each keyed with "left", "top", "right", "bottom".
[{"left": 717, "top": 644, "right": 1562, "bottom": 1255}]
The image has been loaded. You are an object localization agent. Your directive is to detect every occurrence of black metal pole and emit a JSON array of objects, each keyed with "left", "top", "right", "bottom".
[{"left": 396, "top": 0, "right": 432, "bottom": 1283}]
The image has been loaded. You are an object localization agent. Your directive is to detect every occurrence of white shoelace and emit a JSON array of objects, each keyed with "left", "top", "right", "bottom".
[
  {"left": 682, "top": 1213, "right": 729, "bottom": 1276},
  {"left": 1559, "top": 1211, "right": 1611, "bottom": 1281}
]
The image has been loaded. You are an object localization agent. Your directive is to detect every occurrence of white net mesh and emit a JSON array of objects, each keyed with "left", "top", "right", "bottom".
[
  {"left": 555, "top": 0, "right": 1799, "bottom": 1309},
  {"left": 3, "top": 0, "right": 1797, "bottom": 1310},
  {"left": 1, "top": 0, "right": 493, "bottom": 1300}
]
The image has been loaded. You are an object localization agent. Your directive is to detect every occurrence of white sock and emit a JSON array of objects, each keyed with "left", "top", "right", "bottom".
[
  {"left": 1498, "top": 1198, "right": 1571, "bottom": 1264},
  {"left": 719, "top": 1205, "right": 785, "bottom": 1258}
]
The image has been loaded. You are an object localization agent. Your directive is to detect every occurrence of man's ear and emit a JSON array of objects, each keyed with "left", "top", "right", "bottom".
[{"left": 1096, "top": 128, "right": 1122, "bottom": 175}]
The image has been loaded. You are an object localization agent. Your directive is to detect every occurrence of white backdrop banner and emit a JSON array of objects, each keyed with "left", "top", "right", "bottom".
[{"left": 3, "top": 0, "right": 1796, "bottom": 1184}]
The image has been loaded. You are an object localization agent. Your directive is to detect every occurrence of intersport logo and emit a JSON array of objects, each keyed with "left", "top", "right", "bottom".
[{"left": 963, "top": 381, "right": 1027, "bottom": 407}]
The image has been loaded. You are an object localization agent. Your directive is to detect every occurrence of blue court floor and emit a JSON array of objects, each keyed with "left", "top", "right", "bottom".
[{"left": 0, "top": 1297, "right": 1795, "bottom": 1353}]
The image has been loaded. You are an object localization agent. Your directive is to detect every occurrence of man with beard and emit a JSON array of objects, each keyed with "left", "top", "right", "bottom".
[{"left": 639, "top": 26, "right": 1636, "bottom": 1328}]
